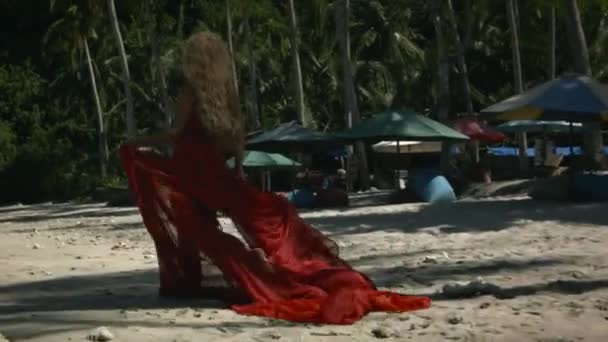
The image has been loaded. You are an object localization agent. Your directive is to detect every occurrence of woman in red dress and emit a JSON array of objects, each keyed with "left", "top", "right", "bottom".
[{"left": 121, "top": 31, "right": 430, "bottom": 324}]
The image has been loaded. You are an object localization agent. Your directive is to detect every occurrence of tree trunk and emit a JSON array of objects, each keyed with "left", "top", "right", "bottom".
[
  {"left": 84, "top": 38, "right": 109, "bottom": 179},
  {"left": 107, "top": 0, "right": 136, "bottom": 138},
  {"left": 564, "top": 0, "right": 592, "bottom": 75},
  {"left": 434, "top": 13, "right": 451, "bottom": 174},
  {"left": 155, "top": 37, "right": 171, "bottom": 127},
  {"left": 177, "top": 0, "right": 185, "bottom": 39},
  {"left": 445, "top": 0, "right": 476, "bottom": 162},
  {"left": 507, "top": 0, "right": 524, "bottom": 94},
  {"left": 245, "top": 18, "right": 260, "bottom": 131},
  {"left": 149, "top": 0, "right": 171, "bottom": 128},
  {"left": 506, "top": 0, "right": 529, "bottom": 175},
  {"left": 335, "top": 0, "right": 370, "bottom": 190},
  {"left": 288, "top": 0, "right": 308, "bottom": 127},
  {"left": 444, "top": 0, "right": 474, "bottom": 117},
  {"left": 463, "top": 0, "right": 474, "bottom": 49},
  {"left": 514, "top": 0, "right": 520, "bottom": 31},
  {"left": 549, "top": 5, "right": 556, "bottom": 79},
  {"left": 564, "top": 0, "right": 603, "bottom": 167},
  {"left": 225, "top": 0, "right": 239, "bottom": 98}
]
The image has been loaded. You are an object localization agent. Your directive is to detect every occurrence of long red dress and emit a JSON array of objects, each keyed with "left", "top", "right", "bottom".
[{"left": 120, "top": 116, "right": 430, "bottom": 324}]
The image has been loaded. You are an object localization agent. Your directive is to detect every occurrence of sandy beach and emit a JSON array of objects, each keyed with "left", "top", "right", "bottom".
[{"left": 1, "top": 195, "right": 608, "bottom": 341}]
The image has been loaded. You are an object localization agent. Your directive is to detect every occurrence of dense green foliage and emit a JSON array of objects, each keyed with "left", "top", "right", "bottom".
[{"left": 0, "top": 0, "right": 607, "bottom": 203}]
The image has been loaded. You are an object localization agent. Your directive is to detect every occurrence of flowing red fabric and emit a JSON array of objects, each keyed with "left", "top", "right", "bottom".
[{"left": 119, "top": 129, "right": 430, "bottom": 324}]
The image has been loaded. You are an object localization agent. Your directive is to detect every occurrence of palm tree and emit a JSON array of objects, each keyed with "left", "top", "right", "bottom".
[
  {"left": 107, "top": 0, "right": 136, "bottom": 138},
  {"left": 146, "top": 0, "right": 172, "bottom": 128},
  {"left": 83, "top": 38, "right": 109, "bottom": 178},
  {"left": 335, "top": 0, "right": 370, "bottom": 190},
  {"left": 433, "top": 11, "right": 451, "bottom": 173},
  {"left": 45, "top": 2, "right": 109, "bottom": 178},
  {"left": 564, "top": 0, "right": 592, "bottom": 75},
  {"left": 444, "top": 0, "right": 474, "bottom": 118},
  {"left": 506, "top": 0, "right": 529, "bottom": 175},
  {"left": 563, "top": 0, "right": 603, "bottom": 166},
  {"left": 244, "top": 17, "right": 261, "bottom": 131},
  {"left": 288, "top": 0, "right": 309, "bottom": 128},
  {"left": 225, "top": 0, "right": 239, "bottom": 97},
  {"left": 506, "top": 0, "right": 524, "bottom": 94},
  {"left": 443, "top": 0, "right": 477, "bottom": 164},
  {"left": 176, "top": 0, "right": 185, "bottom": 39},
  {"left": 549, "top": 4, "right": 557, "bottom": 79}
]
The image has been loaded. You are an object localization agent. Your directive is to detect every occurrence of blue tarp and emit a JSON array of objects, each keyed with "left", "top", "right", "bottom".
[{"left": 488, "top": 146, "right": 608, "bottom": 157}]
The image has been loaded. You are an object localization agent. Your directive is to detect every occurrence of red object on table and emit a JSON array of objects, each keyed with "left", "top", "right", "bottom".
[{"left": 453, "top": 117, "right": 506, "bottom": 142}]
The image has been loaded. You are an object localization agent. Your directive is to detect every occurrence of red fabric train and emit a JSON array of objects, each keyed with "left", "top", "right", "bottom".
[{"left": 119, "top": 133, "right": 430, "bottom": 324}]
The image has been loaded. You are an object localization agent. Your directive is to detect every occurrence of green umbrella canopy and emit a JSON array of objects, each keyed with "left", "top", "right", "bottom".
[
  {"left": 337, "top": 109, "right": 470, "bottom": 142},
  {"left": 497, "top": 120, "right": 583, "bottom": 134},
  {"left": 226, "top": 151, "right": 302, "bottom": 170},
  {"left": 246, "top": 120, "right": 343, "bottom": 153}
]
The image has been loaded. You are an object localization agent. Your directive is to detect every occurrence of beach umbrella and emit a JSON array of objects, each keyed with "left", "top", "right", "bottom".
[
  {"left": 481, "top": 74, "right": 608, "bottom": 122},
  {"left": 227, "top": 150, "right": 302, "bottom": 170},
  {"left": 496, "top": 120, "right": 584, "bottom": 134},
  {"left": 338, "top": 109, "right": 468, "bottom": 190},
  {"left": 481, "top": 75, "right": 608, "bottom": 159},
  {"left": 372, "top": 141, "right": 465, "bottom": 155},
  {"left": 337, "top": 109, "right": 470, "bottom": 142},
  {"left": 452, "top": 117, "right": 506, "bottom": 142},
  {"left": 246, "top": 121, "right": 342, "bottom": 153},
  {"left": 372, "top": 141, "right": 443, "bottom": 154},
  {"left": 227, "top": 151, "right": 301, "bottom": 192}
]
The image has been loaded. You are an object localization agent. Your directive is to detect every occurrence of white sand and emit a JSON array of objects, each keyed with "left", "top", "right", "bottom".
[{"left": 1, "top": 196, "right": 607, "bottom": 341}]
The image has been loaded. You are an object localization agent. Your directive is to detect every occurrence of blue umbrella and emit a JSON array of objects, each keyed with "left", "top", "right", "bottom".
[
  {"left": 482, "top": 75, "right": 608, "bottom": 158},
  {"left": 481, "top": 74, "right": 608, "bottom": 122}
]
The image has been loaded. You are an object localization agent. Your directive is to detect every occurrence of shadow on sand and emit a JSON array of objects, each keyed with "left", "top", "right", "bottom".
[
  {"left": 0, "top": 203, "right": 139, "bottom": 224},
  {"left": 1, "top": 257, "right": 607, "bottom": 340},
  {"left": 1, "top": 256, "right": 603, "bottom": 316},
  {"left": 304, "top": 198, "right": 608, "bottom": 236}
]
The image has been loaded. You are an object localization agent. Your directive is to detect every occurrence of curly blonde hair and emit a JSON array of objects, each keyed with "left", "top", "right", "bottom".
[{"left": 182, "top": 31, "right": 245, "bottom": 161}]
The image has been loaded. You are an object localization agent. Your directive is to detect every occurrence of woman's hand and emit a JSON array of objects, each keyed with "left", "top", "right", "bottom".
[{"left": 125, "top": 131, "right": 175, "bottom": 147}]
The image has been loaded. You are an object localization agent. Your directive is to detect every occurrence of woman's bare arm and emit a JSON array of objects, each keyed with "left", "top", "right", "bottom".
[{"left": 126, "top": 87, "right": 194, "bottom": 146}]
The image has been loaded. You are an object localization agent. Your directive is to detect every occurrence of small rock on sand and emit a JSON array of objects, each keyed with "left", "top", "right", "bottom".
[
  {"left": 372, "top": 327, "right": 400, "bottom": 339},
  {"left": 446, "top": 313, "right": 463, "bottom": 325},
  {"left": 258, "top": 331, "right": 281, "bottom": 339},
  {"left": 422, "top": 256, "right": 439, "bottom": 264},
  {"left": 479, "top": 302, "right": 491, "bottom": 309},
  {"left": 441, "top": 279, "right": 501, "bottom": 299},
  {"left": 87, "top": 326, "right": 114, "bottom": 341}
]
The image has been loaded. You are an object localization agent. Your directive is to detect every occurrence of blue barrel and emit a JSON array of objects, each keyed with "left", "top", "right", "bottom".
[
  {"left": 410, "top": 169, "right": 456, "bottom": 203},
  {"left": 286, "top": 189, "right": 316, "bottom": 208}
]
